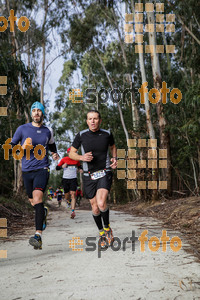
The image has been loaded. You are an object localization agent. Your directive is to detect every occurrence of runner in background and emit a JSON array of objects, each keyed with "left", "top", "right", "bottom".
[
  {"left": 76, "top": 187, "right": 83, "bottom": 206},
  {"left": 56, "top": 148, "right": 82, "bottom": 219},
  {"left": 60, "top": 187, "right": 64, "bottom": 199},
  {"left": 56, "top": 187, "right": 63, "bottom": 207},
  {"left": 47, "top": 186, "right": 54, "bottom": 200}
]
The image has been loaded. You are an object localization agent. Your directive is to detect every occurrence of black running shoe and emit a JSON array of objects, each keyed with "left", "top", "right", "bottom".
[{"left": 29, "top": 234, "right": 42, "bottom": 250}]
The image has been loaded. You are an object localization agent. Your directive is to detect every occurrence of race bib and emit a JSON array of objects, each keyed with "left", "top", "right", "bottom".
[
  {"left": 68, "top": 166, "right": 76, "bottom": 169},
  {"left": 90, "top": 170, "right": 106, "bottom": 180}
]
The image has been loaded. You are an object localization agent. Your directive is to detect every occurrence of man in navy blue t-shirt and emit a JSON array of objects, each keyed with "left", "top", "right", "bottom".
[{"left": 11, "top": 101, "right": 59, "bottom": 249}]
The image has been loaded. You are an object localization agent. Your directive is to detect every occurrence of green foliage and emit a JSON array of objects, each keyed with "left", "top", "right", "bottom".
[
  {"left": 48, "top": 170, "right": 63, "bottom": 191},
  {"left": 1, "top": 0, "right": 200, "bottom": 201}
]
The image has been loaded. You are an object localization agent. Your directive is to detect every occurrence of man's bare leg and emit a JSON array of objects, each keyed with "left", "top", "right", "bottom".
[
  {"left": 70, "top": 191, "right": 76, "bottom": 210},
  {"left": 96, "top": 188, "right": 108, "bottom": 211},
  {"left": 70, "top": 191, "right": 76, "bottom": 218},
  {"left": 65, "top": 192, "right": 71, "bottom": 207}
]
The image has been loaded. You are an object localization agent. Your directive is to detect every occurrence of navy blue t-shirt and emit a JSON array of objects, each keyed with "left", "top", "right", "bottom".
[{"left": 11, "top": 123, "right": 56, "bottom": 171}]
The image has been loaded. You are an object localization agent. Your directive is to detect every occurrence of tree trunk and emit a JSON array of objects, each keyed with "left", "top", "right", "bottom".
[
  {"left": 185, "top": 133, "right": 199, "bottom": 194},
  {"left": 112, "top": 5, "right": 140, "bottom": 133},
  {"left": 135, "top": 0, "right": 158, "bottom": 201},
  {"left": 94, "top": 46, "right": 129, "bottom": 146},
  {"left": 28, "top": 37, "right": 33, "bottom": 97},
  {"left": 16, "top": 160, "right": 24, "bottom": 194},
  {"left": 79, "top": 172, "right": 83, "bottom": 195},
  {"left": 197, "top": 143, "right": 200, "bottom": 194},
  {"left": 147, "top": 6, "right": 172, "bottom": 196},
  {"left": 112, "top": 175, "right": 116, "bottom": 204},
  {"left": 6, "top": 0, "right": 25, "bottom": 195},
  {"left": 40, "top": 0, "right": 49, "bottom": 104},
  {"left": 40, "top": 40, "right": 46, "bottom": 105}
]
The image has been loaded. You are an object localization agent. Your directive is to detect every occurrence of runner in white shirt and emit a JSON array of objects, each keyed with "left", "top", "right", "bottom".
[{"left": 56, "top": 148, "right": 82, "bottom": 218}]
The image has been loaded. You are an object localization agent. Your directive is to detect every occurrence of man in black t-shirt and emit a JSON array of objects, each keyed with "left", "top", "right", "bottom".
[{"left": 69, "top": 110, "right": 117, "bottom": 248}]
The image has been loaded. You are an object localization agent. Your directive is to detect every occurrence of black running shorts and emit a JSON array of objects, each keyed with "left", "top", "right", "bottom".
[
  {"left": 57, "top": 195, "right": 62, "bottom": 201},
  {"left": 83, "top": 171, "right": 113, "bottom": 199},
  {"left": 22, "top": 168, "right": 50, "bottom": 198},
  {"left": 62, "top": 178, "right": 78, "bottom": 193}
]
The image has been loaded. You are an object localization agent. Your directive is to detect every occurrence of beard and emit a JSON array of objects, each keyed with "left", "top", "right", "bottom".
[{"left": 32, "top": 115, "right": 43, "bottom": 124}]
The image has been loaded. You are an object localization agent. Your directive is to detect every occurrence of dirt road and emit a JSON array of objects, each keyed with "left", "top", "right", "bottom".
[{"left": 0, "top": 199, "right": 200, "bottom": 300}]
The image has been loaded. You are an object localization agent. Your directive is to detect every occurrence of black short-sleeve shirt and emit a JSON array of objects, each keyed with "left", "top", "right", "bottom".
[{"left": 72, "top": 128, "right": 115, "bottom": 173}]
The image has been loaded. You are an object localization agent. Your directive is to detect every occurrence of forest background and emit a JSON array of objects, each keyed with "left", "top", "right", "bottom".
[{"left": 0, "top": 0, "right": 200, "bottom": 208}]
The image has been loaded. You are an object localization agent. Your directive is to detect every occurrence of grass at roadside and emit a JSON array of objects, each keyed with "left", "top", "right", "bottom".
[{"left": 0, "top": 194, "right": 34, "bottom": 237}]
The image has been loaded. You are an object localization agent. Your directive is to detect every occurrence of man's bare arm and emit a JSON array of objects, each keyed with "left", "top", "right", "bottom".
[
  {"left": 110, "top": 144, "right": 117, "bottom": 169},
  {"left": 69, "top": 146, "right": 93, "bottom": 162},
  {"left": 110, "top": 144, "right": 117, "bottom": 158}
]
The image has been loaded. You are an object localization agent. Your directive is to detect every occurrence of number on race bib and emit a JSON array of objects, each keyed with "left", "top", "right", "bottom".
[{"left": 91, "top": 170, "right": 106, "bottom": 180}]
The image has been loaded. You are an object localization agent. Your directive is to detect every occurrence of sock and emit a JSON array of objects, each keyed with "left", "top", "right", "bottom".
[
  {"left": 92, "top": 212, "right": 104, "bottom": 231},
  {"left": 104, "top": 224, "right": 111, "bottom": 231},
  {"left": 35, "top": 231, "right": 42, "bottom": 237},
  {"left": 100, "top": 207, "right": 109, "bottom": 228},
  {"left": 72, "top": 209, "right": 74, "bottom": 212},
  {"left": 99, "top": 229, "right": 105, "bottom": 236},
  {"left": 34, "top": 203, "right": 44, "bottom": 231}
]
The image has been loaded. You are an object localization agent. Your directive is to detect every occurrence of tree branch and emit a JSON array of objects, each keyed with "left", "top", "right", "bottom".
[
  {"left": 167, "top": 0, "right": 200, "bottom": 45},
  {"left": 44, "top": 50, "right": 66, "bottom": 72}
]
